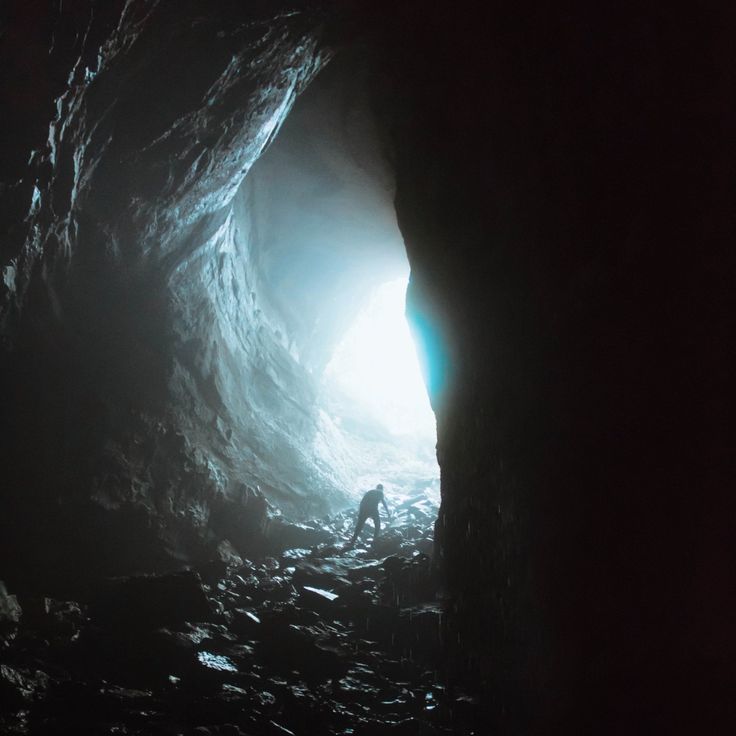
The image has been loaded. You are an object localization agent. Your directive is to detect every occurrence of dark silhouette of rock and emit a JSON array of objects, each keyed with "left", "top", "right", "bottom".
[
  {"left": 0, "top": 486, "right": 460, "bottom": 734},
  {"left": 89, "top": 571, "right": 214, "bottom": 629},
  {"left": 0, "top": 582, "right": 22, "bottom": 625}
]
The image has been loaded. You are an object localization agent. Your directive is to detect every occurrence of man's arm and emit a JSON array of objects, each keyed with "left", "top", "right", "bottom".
[{"left": 382, "top": 496, "right": 390, "bottom": 517}]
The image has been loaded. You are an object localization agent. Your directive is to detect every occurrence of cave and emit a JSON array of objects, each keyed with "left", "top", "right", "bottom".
[{"left": 0, "top": 2, "right": 732, "bottom": 734}]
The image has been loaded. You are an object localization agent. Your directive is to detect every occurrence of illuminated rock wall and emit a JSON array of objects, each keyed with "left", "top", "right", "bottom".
[{"left": 0, "top": 2, "right": 402, "bottom": 581}]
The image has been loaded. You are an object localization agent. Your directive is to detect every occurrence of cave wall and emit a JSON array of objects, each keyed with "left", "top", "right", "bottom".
[
  {"left": 0, "top": 0, "right": 366, "bottom": 582},
  {"left": 164, "top": 47, "right": 409, "bottom": 516},
  {"left": 382, "top": 3, "right": 734, "bottom": 732},
  {"left": 0, "top": 1, "right": 414, "bottom": 586},
  {"left": 245, "top": 48, "right": 408, "bottom": 372}
]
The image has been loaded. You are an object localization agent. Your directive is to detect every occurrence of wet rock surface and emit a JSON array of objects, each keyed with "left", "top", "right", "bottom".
[{"left": 0, "top": 490, "right": 480, "bottom": 735}]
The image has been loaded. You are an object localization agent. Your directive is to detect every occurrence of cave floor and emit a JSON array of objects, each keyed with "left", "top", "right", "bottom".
[{"left": 1, "top": 490, "right": 480, "bottom": 735}]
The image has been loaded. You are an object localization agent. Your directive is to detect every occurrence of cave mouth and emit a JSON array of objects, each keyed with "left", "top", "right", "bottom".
[
  {"left": 321, "top": 275, "right": 440, "bottom": 505},
  {"left": 0, "top": 29, "right": 445, "bottom": 585},
  {"left": 218, "top": 46, "right": 441, "bottom": 524}
]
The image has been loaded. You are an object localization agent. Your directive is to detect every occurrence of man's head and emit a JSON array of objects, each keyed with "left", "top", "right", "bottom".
[{"left": 376, "top": 483, "right": 384, "bottom": 492}]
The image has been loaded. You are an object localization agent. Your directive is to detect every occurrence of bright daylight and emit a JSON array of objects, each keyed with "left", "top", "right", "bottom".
[
  {"left": 326, "top": 276, "right": 435, "bottom": 440},
  {"left": 321, "top": 275, "right": 440, "bottom": 501}
]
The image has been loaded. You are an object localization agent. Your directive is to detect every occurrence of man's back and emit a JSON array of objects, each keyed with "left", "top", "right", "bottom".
[
  {"left": 347, "top": 484, "right": 388, "bottom": 548},
  {"left": 360, "top": 488, "right": 383, "bottom": 512}
]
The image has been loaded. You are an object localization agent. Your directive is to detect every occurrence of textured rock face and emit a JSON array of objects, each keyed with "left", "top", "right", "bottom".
[
  {"left": 244, "top": 49, "right": 406, "bottom": 372},
  {"left": 0, "top": 1, "right": 367, "bottom": 581},
  {"left": 1, "top": 0, "right": 413, "bottom": 588}
]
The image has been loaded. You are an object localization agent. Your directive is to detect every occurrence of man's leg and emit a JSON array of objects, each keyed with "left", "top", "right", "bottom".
[
  {"left": 348, "top": 510, "right": 368, "bottom": 547},
  {"left": 371, "top": 513, "right": 381, "bottom": 543}
]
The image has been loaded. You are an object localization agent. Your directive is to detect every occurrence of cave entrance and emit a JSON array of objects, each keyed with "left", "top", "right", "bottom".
[
  {"left": 322, "top": 275, "right": 439, "bottom": 505},
  {"left": 241, "top": 49, "right": 440, "bottom": 518}
]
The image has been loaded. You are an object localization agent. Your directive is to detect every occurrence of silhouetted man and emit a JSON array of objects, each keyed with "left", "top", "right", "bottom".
[{"left": 347, "top": 483, "right": 390, "bottom": 548}]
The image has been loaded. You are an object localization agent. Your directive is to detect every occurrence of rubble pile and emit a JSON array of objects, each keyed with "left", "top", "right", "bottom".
[{"left": 0, "top": 489, "right": 480, "bottom": 735}]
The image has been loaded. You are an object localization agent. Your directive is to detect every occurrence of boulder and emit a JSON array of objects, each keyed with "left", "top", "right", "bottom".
[
  {"left": 0, "top": 582, "right": 22, "bottom": 625},
  {"left": 0, "top": 664, "right": 49, "bottom": 707},
  {"left": 265, "top": 518, "right": 334, "bottom": 554},
  {"left": 89, "top": 570, "right": 214, "bottom": 629}
]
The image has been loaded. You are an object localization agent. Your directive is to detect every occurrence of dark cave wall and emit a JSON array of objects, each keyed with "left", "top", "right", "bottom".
[{"left": 386, "top": 3, "right": 734, "bottom": 731}]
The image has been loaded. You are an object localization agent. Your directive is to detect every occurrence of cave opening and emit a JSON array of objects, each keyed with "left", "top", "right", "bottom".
[
  {"left": 224, "top": 47, "right": 441, "bottom": 526},
  {"left": 323, "top": 274, "right": 439, "bottom": 503}
]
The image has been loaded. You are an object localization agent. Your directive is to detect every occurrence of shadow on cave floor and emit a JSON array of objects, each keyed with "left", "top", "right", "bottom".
[{"left": 0, "top": 487, "right": 481, "bottom": 736}]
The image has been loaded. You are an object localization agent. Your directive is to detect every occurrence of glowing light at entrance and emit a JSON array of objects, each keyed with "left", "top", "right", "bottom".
[{"left": 325, "top": 277, "right": 436, "bottom": 438}]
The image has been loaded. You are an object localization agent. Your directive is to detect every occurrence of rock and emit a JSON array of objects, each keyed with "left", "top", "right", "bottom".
[
  {"left": 261, "top": 557, "right": 281, "bottom": 573},
  {"left": 413, "top": 537, "right": 434, "bottom": 556},
  {"left": 256, "top": 615, "right": 349, "bottom": 684},
  {"left": 21, "top": 597, "right": 85, "bottom": 642},
  {"left": 0, "top": 582, "right": 22, "bottom": 625},
  {"left": 220, "top": 725, "right": 243, "bottom": 736},
  {"left": 266, "top": 519, "right": 333, "bottom": 554},
  {"left": 345, "top": 560, "right": 385, "bottom": 583},
  {"left": 94, "top": 682, "right": 163, "bottom": 722},
  {"left": 281, "top": 547, "right": 311, "bottom": 562},
  {"left": 300, "top": 585, "right": 339, "bottom": 602},
  {"left": 268, "top": 720, "right": 296, "bottom": 736},
  {"left": 297, "top": 585, "right": 339, "bottom": 615},
  {"left": 200, "top": 540, "right": 246, "bottom": 584},
  {"left": 248, "top": 575, "right": 297, "bottom": 605},
  {"left": 334, "top": 584, "right": 376, "bottom": 611},
  {"left": 0, "top": 465, "right": 450, "bottom": 731},
  {"left": 394, "top": 605, "right": 444, "bottom": 663},
  {"left": 382, "top": 554, "right": 436, "bottom": 607},
  {"left": 0, "top": 582, "right": 22, "bottom": 649},
  {"left": 292, "top": 559, "right": 352, "bottom": 592},
  {"left": 230, "top": 608, "right": 261, "bottom": 638},
  {"left": 89, "top": 570, "right": 214, "bottom": 629},
  {"left": 17, "top": 478, "right": 441, "bottom": 727},
  {"left": 196, "top": 651, "right": 238, "bottom": 673},
  {"left": 0, "top": 664, "right": 49, "bottom": 706},
  {"left": 367, "top": 530, "right": 405, "bottom": 558}
]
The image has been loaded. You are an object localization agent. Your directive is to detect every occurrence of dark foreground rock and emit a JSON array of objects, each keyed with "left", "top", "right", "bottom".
[{"left": 0, "top": 488, "right": 480, "bottom": 735}]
